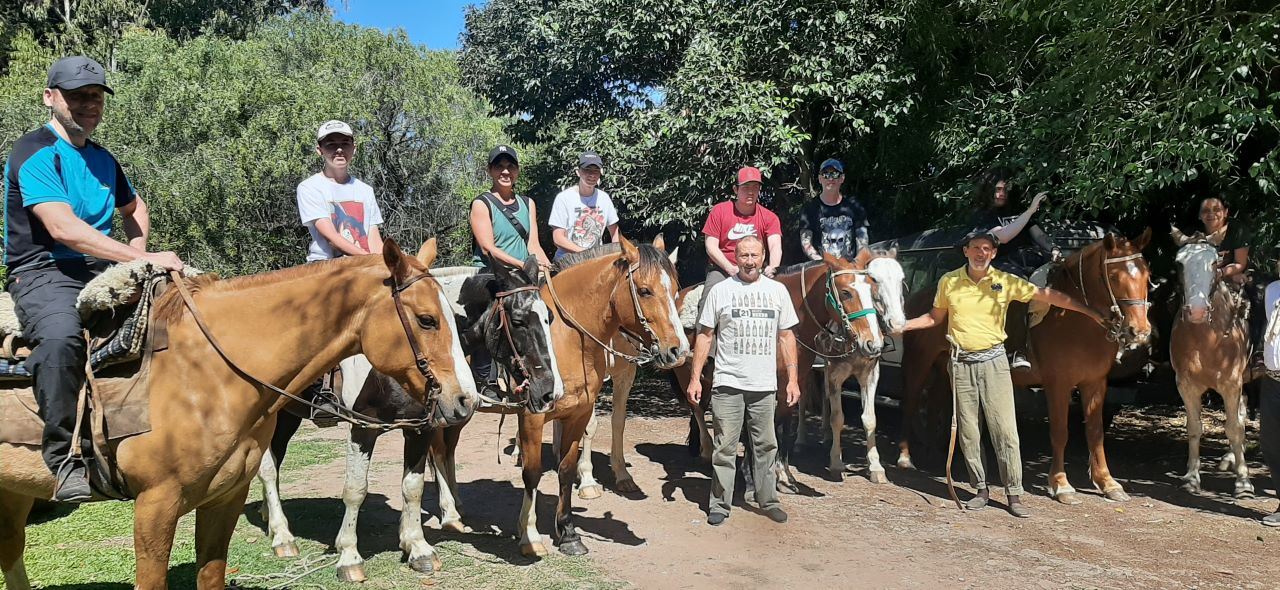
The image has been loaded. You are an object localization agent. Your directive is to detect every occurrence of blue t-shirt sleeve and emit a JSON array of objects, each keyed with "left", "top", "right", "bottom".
[
  {"left": 113, "top": 158, "right": 136, "bottom": 208},
  {"left": 17, "top": 149, "right": 70, "bottom": 207}
]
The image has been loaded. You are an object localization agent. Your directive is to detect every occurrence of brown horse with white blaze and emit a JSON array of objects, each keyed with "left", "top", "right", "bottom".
[
  {"left": 897, "top": 230, "right": 1152, "bottom": 504},
  {"left": 0, "top": 239, "right": 476, "bottom": 590}
]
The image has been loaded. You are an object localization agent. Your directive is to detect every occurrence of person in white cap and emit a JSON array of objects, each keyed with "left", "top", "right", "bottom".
[{"left": 297, "top": 120, "right": 384, "bottom": 261}]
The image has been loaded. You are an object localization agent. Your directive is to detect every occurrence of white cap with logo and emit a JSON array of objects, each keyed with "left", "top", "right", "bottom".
[{"left": 316, "top": 120, "right": 355, "bottom": 141}]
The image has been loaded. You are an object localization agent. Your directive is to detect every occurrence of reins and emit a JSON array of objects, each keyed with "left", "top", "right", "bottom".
[
  {"left": 1071, "top": 247, "right": 1148, "bottom": 344},
  {"left": 168, "top": 270, "right": 444, "bottom": 432},
  {"left": 543, "top": 258, "right": 658, "bottom": 365},
  {"left": 483, "top": 284, "right": 542, "bottom": 411}
]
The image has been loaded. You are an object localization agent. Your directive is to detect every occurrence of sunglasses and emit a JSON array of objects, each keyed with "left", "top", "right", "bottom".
[{"left": 820, "top": 171, "right": 843, "bottom": 180}]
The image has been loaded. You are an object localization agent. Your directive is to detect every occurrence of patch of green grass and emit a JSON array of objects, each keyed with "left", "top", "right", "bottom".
[{"left": 282, "top": 439, "right": 344, "bottom": 471}]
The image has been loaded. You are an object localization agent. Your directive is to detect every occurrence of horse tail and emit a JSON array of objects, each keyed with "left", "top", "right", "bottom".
[{"left": 667, "top": 371, "right": 702, "bottom": 456}]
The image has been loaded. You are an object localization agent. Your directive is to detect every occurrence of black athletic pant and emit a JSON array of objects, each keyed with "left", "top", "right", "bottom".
[
  {"left": 1260, "top": 377, "right": 1280, "bottom": 497},
  {"left": 8, "top": 262, "right": 98, "bottom": 475}
]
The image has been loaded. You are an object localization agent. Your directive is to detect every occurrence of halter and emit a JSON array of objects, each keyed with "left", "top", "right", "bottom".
[
  {"left": 544, "top": 258, "right": 661, "bottom": 365},
  {"left": 798, "top": 265, "right": 880, "bottom": 359},
  {"left": 1075, "top": 250, "right": 1150, "bottom": 344}
]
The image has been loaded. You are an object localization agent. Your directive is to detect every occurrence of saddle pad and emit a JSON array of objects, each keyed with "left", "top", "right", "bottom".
[
  {"left": 1027, "top": 263, "right": 1053, "bottom": 330},
  {"left": 432, "top": 265, "right": 481, "bottom": 317},
  {"left": 679, "top": 284, "right": 705, "bottom": 331}
]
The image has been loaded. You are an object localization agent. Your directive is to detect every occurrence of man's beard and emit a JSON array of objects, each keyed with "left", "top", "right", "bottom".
[{"left": 53, "top": 107, "right": 88, "bottom": 138}]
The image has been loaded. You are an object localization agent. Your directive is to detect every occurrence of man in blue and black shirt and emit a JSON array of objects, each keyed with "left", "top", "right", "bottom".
[{"left": 3, "top": 56, "right": 183, "bottom": 502}]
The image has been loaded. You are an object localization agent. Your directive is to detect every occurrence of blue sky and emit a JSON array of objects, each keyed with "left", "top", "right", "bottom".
[{"left": 329, "top": 0, "right": 479, "bottom": 50}]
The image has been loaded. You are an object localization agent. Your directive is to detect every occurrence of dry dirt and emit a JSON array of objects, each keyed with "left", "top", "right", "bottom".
[{"left": 282, "top": 377, "right": 1280, "bottom": 590}]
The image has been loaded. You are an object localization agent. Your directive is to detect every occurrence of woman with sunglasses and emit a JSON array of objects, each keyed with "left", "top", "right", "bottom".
[{"left": 799, "top": 158, "right": 870, "bottom": 261}]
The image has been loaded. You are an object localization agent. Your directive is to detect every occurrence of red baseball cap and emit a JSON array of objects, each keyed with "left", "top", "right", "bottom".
[{"left": 736, "top": 166, "right": 763, "bottom": 186}]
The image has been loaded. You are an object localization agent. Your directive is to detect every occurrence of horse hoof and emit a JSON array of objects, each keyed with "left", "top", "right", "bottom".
[
  {"left": 336, "top": 564, "right": 367, "bottom": 583},
  {"left": 777, "top": 481, "right": 800, "bottom": 495},
  {"left": 869, "top": 471, "right": 889, "bottom": 485},
  {"left": 616, "top": 478, "right": 640, "bottom": 494},
  {"left": 1181, "top": 481, "right": 1201, "bottom": 494},
  {"left": 1054, "top": 492, "right": 1083, "bottom": 506},
  {"left": 520, "top": 542, "right": 549, "bottom": 557},
  {"left": 441, "top": 519, "right": 470, "bottom": 534},
  {"left": 827, "top": 469, "right": 844, "bottom": 483},
  {"left": 558, "top": 539, "right": 589, "bottom": 556},
  {"left": 407, "top": 554, "right": 441, "bottom": 574},
  {"left": 1103, "top": 488, "right": 1131, "bottom": 503},
  {"left": 1235, "top": 485, "right": 1256, "bottom": 499},
  {"left": 578, "top": 485, "right": 603, "bottom": 500},
  {"left": 272, "top": 542, "right": 300, "bottom": 558},
  {"left": 896, "top": 457, "right": 915, "bottom": 470}
]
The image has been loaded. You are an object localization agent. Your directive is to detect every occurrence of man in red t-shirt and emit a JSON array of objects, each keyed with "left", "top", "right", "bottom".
[{"left": 700, "top": 166, "right": 783, "bottom": 302}]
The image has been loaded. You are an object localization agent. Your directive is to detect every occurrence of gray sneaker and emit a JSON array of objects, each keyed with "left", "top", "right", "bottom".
[
  {"left": 54, "top": 461, "right": 93, "bottom": 503},
  {"left": 1262, "top": 512, "right": 1280, "bottom": 527},
  {"left": 1010, "top": 353, "right": 1031, "bottom": 370},
  {"left": 764, "top": 507, "right": 788, "bottom": 523}
]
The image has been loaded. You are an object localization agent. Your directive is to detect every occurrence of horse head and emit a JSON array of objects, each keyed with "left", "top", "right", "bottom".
[
  {"left": 616, "top": 236, "right": 690, "bottom": 369},
  {"left": 363, "top": 238, "right": 478, "bottom": 427},
  {"left": 867, "top": 243, "right": 907, "bottom": 335},
  {"left": 1171, "top": 225, "right": 1220, "bottom": 324},
  {"left": 822, "top": 250, "right": 884, "bottom": 357},
  {"left": 1097, "top": 228, "right": 1154, "bottom": 346},
  {"left": 491, "top": 256, "right": 565, "bottom": 413}
]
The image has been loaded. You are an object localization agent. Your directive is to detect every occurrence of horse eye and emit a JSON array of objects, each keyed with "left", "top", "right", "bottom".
[
  {"left": 638, "top": 288, "right": 654, "bottom": 297},
  {"left": 416, "top": 314, "right": 438, "bottom": 330}
]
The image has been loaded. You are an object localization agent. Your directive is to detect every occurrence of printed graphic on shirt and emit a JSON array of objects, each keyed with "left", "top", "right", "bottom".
[
  {"left": 726, "top": 222, "right": 758, "bottom": 240},
  {"left": 727, "top": 291, "right": 779, "bottom": 358},
  {"left": 569, "top": 205, "right": 607, "bottom": 249},
  {"left": 331, "top": 201, "right": 369, "bottom": 251},
  {"left": 818, "top": 215, "right": 855, "bottom": 259}
]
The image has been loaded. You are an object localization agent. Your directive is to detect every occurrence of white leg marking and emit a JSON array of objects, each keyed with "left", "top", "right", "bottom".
[
  {"left": 335, "top": 436, "right": 373, "bottom": 571},
  {"left": 256, "top": 450, "right": 297, "bottom": 552}
]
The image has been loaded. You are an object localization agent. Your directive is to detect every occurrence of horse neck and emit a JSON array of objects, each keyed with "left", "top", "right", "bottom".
[
  {"left": 787, "top": 264, "right": 831, "bottom": 329},
  {"left": 178, "top": 258, "right": 380, "bottom": 395},
  {"left": 1057, "top": 245, "right": 1105, "bottom": 311},
  {"left": 548, "top": 255, "right": 625, "bottom": 338}
]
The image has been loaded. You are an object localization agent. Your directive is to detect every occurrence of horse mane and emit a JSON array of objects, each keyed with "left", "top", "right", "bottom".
[
  {"left": 153, "top": 256, "right": 375, "bottom": 325},
  {"left": 776, "top": 260, "right": 825, "bottom": 276},
  {"left": 553, "top": 242, "right": 677, "bottom": 277}
]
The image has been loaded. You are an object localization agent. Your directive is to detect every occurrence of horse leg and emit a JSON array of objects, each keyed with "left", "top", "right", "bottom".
[
  {"left": 1177, "top": 379, "right": 1205, "bottom": 493},
  {"left": 1080, "top": 379, "right": 1128, "bottom": 501},
  {"left": 774, "top": 404, "right": 800, "bottom": 494},
  {"left": 897, "top": 351, "right": 935, "bottom": 470},
  {"left": 257, "top": 410, "right": 302, "bottom": 557},
  {"left": 334, "top": 428, "right": 378, "bottom": 582},
  {"left": 576, "top": 412, "right": 603, "bottom": 500},
  {"left": 610, "top": 362, "right": 640, "bottom": 493},
  {"left": 518, "top": 415, "right": 550, "bottom": 557},
  {"left": 555, "top": 412, "right": 592, "bottom": 556},
  {"left": 0, "top": 489, "right": 34, "bottom": 590},
  {"left": 132, "top": 487, "right": 183, "bottom": 589},
  {"left": 860, "top": 363, "right": 886, "bottom": 484},
  {"left": 825, "top": 361, "right": 849, "bottom": 481},
  {"left": 1043, "top": 380, "right": 1081, "bottom": 504},
  {"left": 194, "top": 483, "right": 252, "bottom": 590},
  {"left": 400, "top": 431, "right": 442, "bottom": 573},
  {"left": 1223, "top": 386, "right": 1255, "bottom": 497},
  {"left": 433, "top": 425, "right": 468, "bottom": 533}
]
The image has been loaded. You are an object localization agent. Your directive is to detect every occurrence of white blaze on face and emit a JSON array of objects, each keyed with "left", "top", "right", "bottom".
[
  {"left": 660, "top": 271, "right": 691, "bottom": 353},
  {"left": 1126, "top": 261, "right": 1140, "bottom": 278},
  {"left": 852, "top": 275, "right": 883, "bottom": 346},
  {"left": 531, "top": 297, "right": 566, "bottom": 399},
  {"left": 1176, "top": 243, "right": 1216, "bottom": 313},
  {"left": 439, "top": 291, "right": 478, "bottom": 400},
  {"left": 868, "top": 258, "right": 907, "bottom": 331}
]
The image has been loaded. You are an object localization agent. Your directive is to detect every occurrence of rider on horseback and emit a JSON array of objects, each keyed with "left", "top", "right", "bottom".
[
  {"left": 3, "top": 57, "right": 184, "bottom": 502},
  {"left": 799, "top": 158, "right": 870, "bottom": 261}
]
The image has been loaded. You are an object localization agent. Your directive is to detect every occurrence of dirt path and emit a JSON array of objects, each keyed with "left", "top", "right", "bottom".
[{"left": 282, "top": 381, "right": 1280, "bottom": 590}]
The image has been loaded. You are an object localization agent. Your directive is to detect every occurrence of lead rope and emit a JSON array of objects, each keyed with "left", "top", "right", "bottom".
[{"left": 944, "top": 335, "right": 965, "bottom": 512}]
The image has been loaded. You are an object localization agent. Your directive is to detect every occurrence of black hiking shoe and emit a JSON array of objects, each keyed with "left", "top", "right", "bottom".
[
  {"left": 707, "top": 512, "right": 727, "bottom": 526},
  {"left": 1010, "top": 352, "right": 1031, "bottom": 370},
  {"left": 54, "top": 461, "right": 93, "bottom": 503},
  {"left": 477, "top": 380, "right": 507, "bottom": 407},
  {"left": 308, "top": 391, "right": 343, "bottom": 428}
]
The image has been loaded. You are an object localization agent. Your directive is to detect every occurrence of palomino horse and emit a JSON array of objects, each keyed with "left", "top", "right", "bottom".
[
  {"left": 1169, "top": 227, "right": 1254, "bottom": 497},
  {"left": 432, "top": 237, "right": 689, "bottom": 557},
  {"left": 254, "top": 257, "right": 561, "bottom": 581},
  {"left": 0, "top": 239, "right": 477, "bottom": 590},
  {"left": 675, "top": 251, "right": 886, "bottom": 489},
  {"left": 896, "top": 230, "right": 1152, "bottom": 504}
]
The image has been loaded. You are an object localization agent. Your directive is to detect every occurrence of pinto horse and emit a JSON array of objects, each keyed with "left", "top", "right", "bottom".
[
  {"left": 896, "top": 230, "right": 1152, "bottom": 504},
  {"left": 431, "top": 237, "right": 689, "bottom": 557},
  {"left": 254, "top": 256, "right": 561, "bottom": 581},
  {"left": 0, "top": 239, "right": 477, "bottom": 590},
  {"left": 1169, "top": 227, "right": 1254, "bottom": 497}
]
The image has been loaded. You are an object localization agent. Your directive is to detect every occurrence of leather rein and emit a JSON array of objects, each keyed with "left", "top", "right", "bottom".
[
  {"left": 544, "top": 259, "right": 661, "bottom": 365},
  {"left": 482, "top": 284, "right": 543, "bottom": 410},
  {"left": 169, "top": 270, "right": 445, "bottom": 432},
  {"left": 1072, "top": 249, "right": 1149, "bottom": 344}
]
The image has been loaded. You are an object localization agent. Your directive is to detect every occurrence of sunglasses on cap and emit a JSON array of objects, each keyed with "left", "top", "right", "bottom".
[{"left": 820, "top": 170, "right": 843, "bottom": 180}]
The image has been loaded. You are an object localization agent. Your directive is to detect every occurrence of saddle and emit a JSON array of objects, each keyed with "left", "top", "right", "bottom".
[{"left": 0, "top": 261, "right": 197, "bottom": 499}]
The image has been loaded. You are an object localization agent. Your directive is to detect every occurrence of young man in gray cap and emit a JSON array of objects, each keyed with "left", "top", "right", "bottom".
[
  {"left": 548, "top": 151, "right": 620, "bottom": 259},
  {"left": 798, "top": 158, "right": 869, "bottom": 261},
  {"left": 3, "top": 56, "right": 184, "bottom": 502}
]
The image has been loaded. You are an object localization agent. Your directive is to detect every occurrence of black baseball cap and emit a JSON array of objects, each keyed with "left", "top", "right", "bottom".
[
  {"left": 957, "top": 229, "right": 1000, "bottom": 249},
  {"left": 578, "top": 152, "right": 603, "bottom": 169},
  {"left": 47, "top": 56, "right": 113, "bottom": 94},
  {"left": 488, "top": 144, "right": 518, "bottom": 166}
]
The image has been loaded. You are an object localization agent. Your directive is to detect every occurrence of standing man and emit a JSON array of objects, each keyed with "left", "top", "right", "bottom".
[
  {"left": 549, "top": 151, "right": 620, "bottom": 259},
  {"left": 1259, "top": 258, "right": 1280, "bottom": 526},
  {"left": 686, "top": 236, "right": 801, "bottom": 526},
  {"left": 3, "top": 56, "right": 183, "bottom": 502},
  {"left": 700, "top": 166, "right": 782, "bottom": 311},
  {"left": 899, "top": 230, "right": 1103, "bottom": 518},
  {"left": 799, "top": 158, "right": 869, "bottom": 261},
  {"left": 297, "top": 120, "right": 384, "bottom": 261}
]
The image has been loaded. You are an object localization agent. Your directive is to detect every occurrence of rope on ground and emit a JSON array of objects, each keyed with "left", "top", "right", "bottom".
[{"left": 229, "top": 551, "right": 338, "bottom": 590}]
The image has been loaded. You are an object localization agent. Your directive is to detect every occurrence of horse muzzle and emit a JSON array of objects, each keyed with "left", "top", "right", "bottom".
[{"left": 652, "top": 344, "right": 689, "bottom": 369}]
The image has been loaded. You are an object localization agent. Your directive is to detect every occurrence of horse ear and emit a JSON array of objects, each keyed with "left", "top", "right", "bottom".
[
  {"left": 652, "top": 233, "right": 666, "bottom": 252},
  {"left": 522, "top": 255, "right": 540, "bottom": 284},
  {"left": 1133, "top": 227, "right": 1152, "bottom": 250},
  {"left": 1206, "top": 228, "right": 1226, "bottom": 247},
  {"left": 620, "top": 236, "right": 640, "bottom": 265},
  {"left": 854, "top": 248, "right": 875, "bottom": 268},
  {"left": 1169, "top": 225, "right": 1188, "bottom": 246},
  {"left": 668, "top": 245, "right": 679, "bottom": 264},
  {"left": 1103, "top": 233, "right": 1118, "bottom": 251},
  {"left": 885, "top": 240, "right": 899, "bottom": 258},
  {"left": 382, "top": 238, "right": 410, "bottom": 283},
  {"left": 821, "top": 251, "right": 843, "bottom": 268},
  {"left": 416, "top": 238, "right": 438, "bottom": 268}
]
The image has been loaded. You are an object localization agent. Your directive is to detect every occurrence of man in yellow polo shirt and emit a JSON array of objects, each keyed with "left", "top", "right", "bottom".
[{"left": 901, "top": 230, "right": 1102, "bottom": 517}]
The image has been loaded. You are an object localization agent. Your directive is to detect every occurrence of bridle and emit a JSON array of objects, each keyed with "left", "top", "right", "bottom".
[
  {"left": 484, "top": 284, "right": 543, "bottom": 410},
  {"left": 173, "top": 269, "right": 446, "bottom": 433},
  {"left": 544, "top": 259, "right": 662, "bottom": 365},
  {"left": 798, "top": 264, "right": 880, "bottom": 359},
  {"left": 1074, "top": 248, "right": 1150, "bottom": 344}
]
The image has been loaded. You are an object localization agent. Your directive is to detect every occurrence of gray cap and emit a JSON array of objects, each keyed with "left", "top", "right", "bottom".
[
  {"left": 578, "top": 152, "right": 603, "bottom": 170},
  {"left": 47, "top": 56, "right": 113, "bottom": 94},
  {"left": 316, "top": 120, "right": 355, "bottom": 141}
]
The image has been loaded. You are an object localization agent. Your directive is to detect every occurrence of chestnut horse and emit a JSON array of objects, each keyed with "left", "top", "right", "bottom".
[
  {"left": 897, "top": 230, "right": 1152, "bottom": 504},
  {"left": 431, "top": 237, "right": 689, "bottom": 557},
  {"left": 0, "top": 239, "right": 477, "bottom": 590},
  {"left": 1169, "top": 228, "right": 1254, "bottom": 497}
]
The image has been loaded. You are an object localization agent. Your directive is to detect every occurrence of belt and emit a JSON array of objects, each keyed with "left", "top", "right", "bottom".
[{"left": 953, "top": 344, "right": 1005, "bottom": 364}]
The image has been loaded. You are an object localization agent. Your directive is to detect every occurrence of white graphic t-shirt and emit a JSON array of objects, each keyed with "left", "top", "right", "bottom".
[
  {"left": 549, "top": 187, "right": 619, "bottom": 259},
  {"left": 697, "top": 275, "right": 799, "bottom": 392},
  {"left": 297, "top": 173, "right": 384, "bottom": 262},
  {"left": 1265, "top": 281, "right": 1280, "bottom": 372}
]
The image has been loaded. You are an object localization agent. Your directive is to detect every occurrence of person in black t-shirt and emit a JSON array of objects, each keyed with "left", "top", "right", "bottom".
[
  {"left": 799, "top": 158, "right": 869, "bottom": 261},
  {"left": 968, "top": 171, "right": 1059, "bottom": 276},
  {"left": 1197, "top": 195, "right": 1264, "bottom": 362}
]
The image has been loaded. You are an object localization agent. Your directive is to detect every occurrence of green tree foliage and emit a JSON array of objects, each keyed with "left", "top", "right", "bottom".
[{"left": 0, "top": 15, "right": 505, "bottom": 275}]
